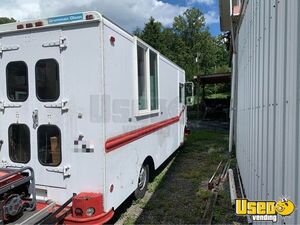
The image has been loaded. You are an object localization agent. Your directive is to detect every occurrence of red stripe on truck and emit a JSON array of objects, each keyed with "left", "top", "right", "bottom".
[{"left": 105, "top": 108, "right": 185, "bottom": 153}]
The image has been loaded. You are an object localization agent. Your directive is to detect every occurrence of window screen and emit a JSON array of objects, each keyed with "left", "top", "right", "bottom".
[
  {"left": 36, "top": 59, "right": 59, "bottom": 101},
  {"left": 9, "top": 124, "right": 30, "bottom": 163},
  {"left": 150, "top": 51, "right": 158, "bottom": 110},
  {"left": 137, "top": 45, "right": 148, "bottom": 110},
  {"left": 6, "top": 61, "right": 28, "bottom": 102},
  {"left": 38, "top": 125, "right": 61, "bottom": 166}
]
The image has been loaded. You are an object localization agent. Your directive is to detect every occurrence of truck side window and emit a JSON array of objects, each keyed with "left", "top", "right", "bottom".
[
  {"left": 36, "top": 59, "right": 59, "bottom": 101},
  {"left": 137, "top": 45, "right": 148, "bottom": 110},
  {"left": 150, "top": 50, "right": 158, "bottom": 110},
  {"left": 6, "top": 61, "right": 28, "bottom": 102},
  {"left": 9, "top": 124, "right": 30, "bottom": 163},
  {"left": 179, "top": 83, "right": 184, "bottom": 103},
  {"left": 38, "top": 125, "right": 61, "bottom": 166}
]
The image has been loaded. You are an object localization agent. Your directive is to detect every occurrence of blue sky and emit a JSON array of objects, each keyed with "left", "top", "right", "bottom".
[
  {"left": 162, "top": 0, "right": 221, "bottom": 36},
  {"left": 0, "top": 0, "right": 221, "bottom": 36}
]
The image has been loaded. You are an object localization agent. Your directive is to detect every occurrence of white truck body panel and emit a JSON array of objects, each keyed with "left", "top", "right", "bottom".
[{"left": 0, "top": 11, "right": 186, "bottom": 212}]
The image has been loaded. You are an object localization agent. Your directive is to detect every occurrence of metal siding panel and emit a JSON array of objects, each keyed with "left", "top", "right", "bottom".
[
  {"left": 235, "top": 0, "right": 300, "bottom": 223},
  {"left": 282, "top": 0, "right": 297, "bottom": 221},
  {"left": 282, "top": 1, "right": 299, "bottom": 224},
  {"left": 268, "top": 0, "right": 276, "bottom": 201},
  {"left": 274, "top": 0, "right": 284, "bottom": 204},
  {"left": 258, "top": 0, "right": 264, "bottom": 200},
  {"left": 254, "top": 0, "right": 259, "bottom": 200},
  {"left": 262, "top": 0, "right": 270, "bottom": 201},
  {"left": 295, "top": 0, "right": 300, "bottom": 223}
]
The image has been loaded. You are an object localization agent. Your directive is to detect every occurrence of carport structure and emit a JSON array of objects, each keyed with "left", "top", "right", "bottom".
[
  {"left": 193, "top": 72, "right": 231, "bottom": 121},
  {"left": 195, "top": 72, "right": 231, "bottom": 100}
]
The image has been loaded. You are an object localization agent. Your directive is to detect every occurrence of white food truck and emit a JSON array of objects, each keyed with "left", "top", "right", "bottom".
[{"left": 0, "top": 11, "right": 190, "bottom": 224}]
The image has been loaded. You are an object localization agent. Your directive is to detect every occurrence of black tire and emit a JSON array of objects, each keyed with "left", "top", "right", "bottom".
[{"left": 134, "top": 164, "right": 149, "bottom": 199}]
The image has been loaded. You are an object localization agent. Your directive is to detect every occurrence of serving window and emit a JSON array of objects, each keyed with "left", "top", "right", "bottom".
[
  {"left": 179, "top": 83, "right": 184, "bottom": 103},
  {"left": 136, "top": 42, "right": 159, "bottom": 114},
  {"left": 150, "top": 50, "right": 158, "bottom": 110},
  {"left": 137, "top": 45, "right": 148, "bottom": 111}
]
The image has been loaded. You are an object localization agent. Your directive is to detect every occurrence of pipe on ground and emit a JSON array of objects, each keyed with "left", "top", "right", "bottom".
[{"left": 228, "top": 169, "right": 237, "bottom": 206}]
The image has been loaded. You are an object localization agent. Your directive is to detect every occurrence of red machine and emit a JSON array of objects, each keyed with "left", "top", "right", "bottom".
[
  {"left": 0, "top": 167, "right": 95, "bottom": 225},
  {"left": 0, "top": 167, "right": 36, "bottom": 224}
]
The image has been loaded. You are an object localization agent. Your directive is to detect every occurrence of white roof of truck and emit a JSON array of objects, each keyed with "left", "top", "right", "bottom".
[
  {"left": 0, "top": 11, "right": 102, "bottom": 34},
  {"left": 0, "top": 11, "right": 185, "bottom": 72}
]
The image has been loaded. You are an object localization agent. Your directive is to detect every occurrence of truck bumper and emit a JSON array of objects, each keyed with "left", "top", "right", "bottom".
[{"left": 64, "top": 209, "right": 114, "bottom": 225}]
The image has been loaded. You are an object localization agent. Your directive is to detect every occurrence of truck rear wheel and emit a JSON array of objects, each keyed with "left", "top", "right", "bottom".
[{"left": 134, "top": 164, "right": 149, "bottom": 199}]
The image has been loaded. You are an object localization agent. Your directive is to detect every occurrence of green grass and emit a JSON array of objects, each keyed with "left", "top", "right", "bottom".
[
  {"left": 119, "top": 130, "right": 234, "bottom": 224},
  {"left": 212, "top": 187, "right": 235, "bottom": 224},
  {"left": 123, "top": 216, "right": 136, "bottom": 225},
  {"left": 207, "top": 92, "right": 231, "bottom": 99}
]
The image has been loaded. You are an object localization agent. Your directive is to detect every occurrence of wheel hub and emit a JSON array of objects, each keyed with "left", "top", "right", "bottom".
[{"left": 138, "top": 167, "right": 147, "bottom": 190}]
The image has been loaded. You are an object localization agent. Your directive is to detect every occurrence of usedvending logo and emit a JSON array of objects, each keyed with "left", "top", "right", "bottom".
[{"left": 235, "top": 198, "right": 295, "bottom": 222}]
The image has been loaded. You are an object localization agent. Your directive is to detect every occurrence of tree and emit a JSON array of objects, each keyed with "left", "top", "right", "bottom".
[
  {"left": 134, "top": 17, "right": 188, "bottom": 69},
  {"left": 194, "top": 30, "right": 218, "bottom": 75},
  {"left": 173, "top": 8, "right": 206, "bottom": 48},
  {"left": 0, "top": 17, "right": 16, "bottom": 25},
  {"left": 137, "top": 17, "right": 163, "bottom": 51},
  {"left": 132, "top": 27, "right": 143, "bottom": 37},
  {"left": 134, "top": 8, "right": 229, "bottom": 80},
  {"left": 173, "top": 8, "right": 210, "bottom": 79},
  {"left": 159, "top": 28, "right": 188, "bottom": 66},
  {"left": 214, "top": 34, "right": 230, "bottom": 73}
]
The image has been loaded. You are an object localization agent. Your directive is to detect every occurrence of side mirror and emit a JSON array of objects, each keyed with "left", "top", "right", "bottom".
[{"left": 185, "top": 82, "right": 195, "bottom": 106}]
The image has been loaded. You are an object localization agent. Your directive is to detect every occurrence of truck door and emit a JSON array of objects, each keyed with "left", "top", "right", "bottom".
[{"left": 0, "top": 29, "right": 70, "bottom": 189}]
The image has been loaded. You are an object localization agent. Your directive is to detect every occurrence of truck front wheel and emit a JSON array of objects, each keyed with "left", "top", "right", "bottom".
[{"left": 134, "top": 164, "right": 149, "bottom": 199}]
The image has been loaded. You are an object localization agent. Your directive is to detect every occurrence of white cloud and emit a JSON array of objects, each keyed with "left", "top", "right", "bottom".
[
  {"left": 0, "top": 0, "right": 187, "bottom": 32},
  {"left": 0, "top": 0, "right": 41, "bottom": 20},
  {"left": 204, "top": 10, "right": 219, "bottom": 24},
  {"left": 188, "top": 0, "right": 215, "bottom": 5}
]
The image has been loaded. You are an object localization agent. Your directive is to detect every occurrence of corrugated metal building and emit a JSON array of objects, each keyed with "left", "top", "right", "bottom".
[{"left": 220, "top": 0, "right": 300, "bottom": 223}]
